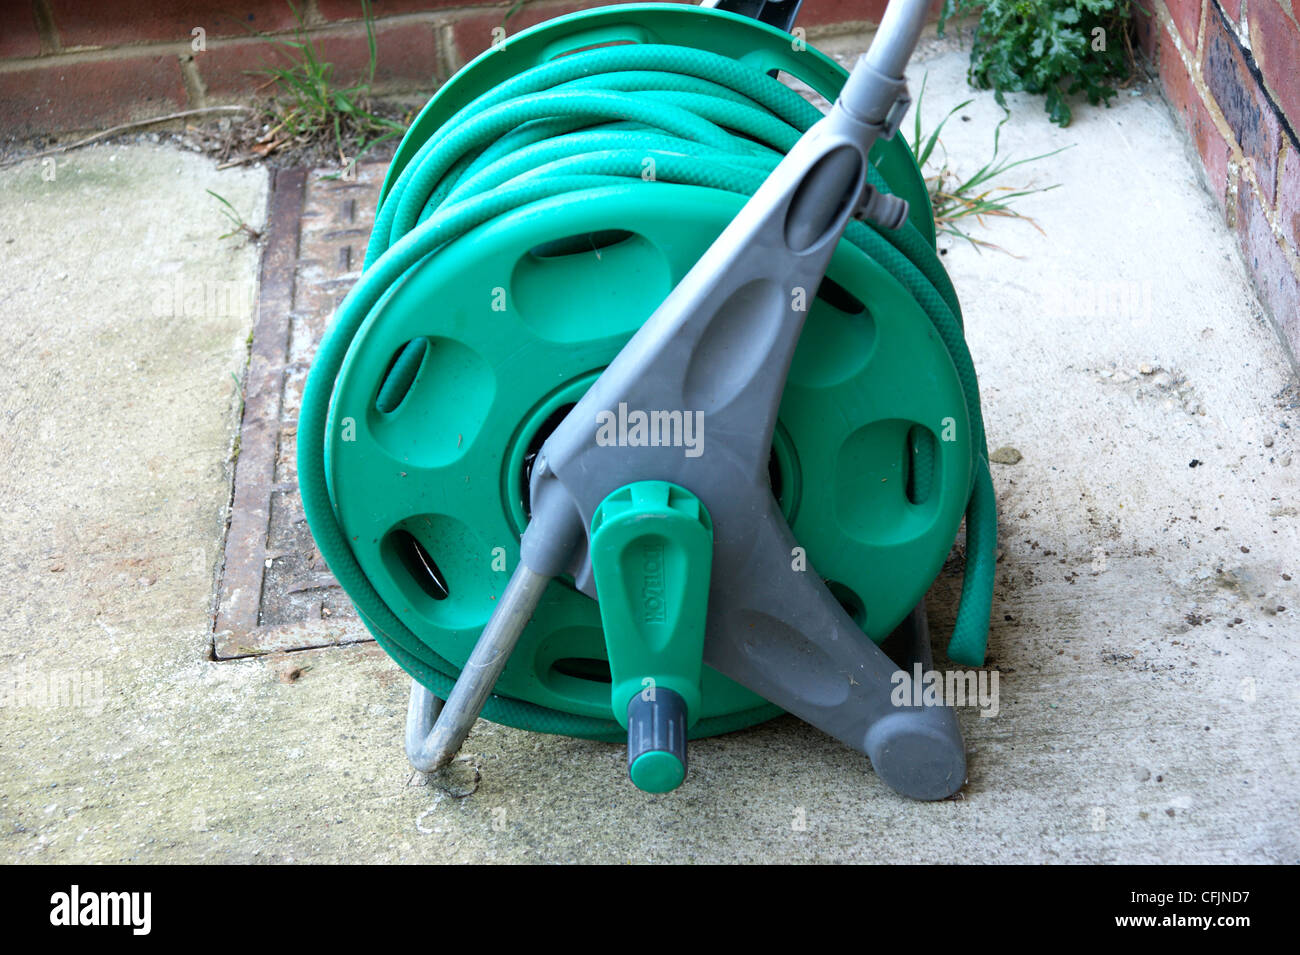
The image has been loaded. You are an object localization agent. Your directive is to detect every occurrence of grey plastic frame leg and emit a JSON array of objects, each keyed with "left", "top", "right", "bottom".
[
  {"left": 696, "top": 496, "right": 965, "bottom": 800},
  {"left": 870, "top": 602, "right": 966, "bottom": 799}
]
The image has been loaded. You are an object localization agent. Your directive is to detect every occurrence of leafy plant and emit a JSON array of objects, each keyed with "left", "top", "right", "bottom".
[
  {"left": 253, "top": 0, "right": 405, "bottom": 163},
  {"left": 938, "top": 0, "right": 1134, "bottom": 126},
  {"left": 909, "top": 77, "right": 1067, "bottom": 251}
]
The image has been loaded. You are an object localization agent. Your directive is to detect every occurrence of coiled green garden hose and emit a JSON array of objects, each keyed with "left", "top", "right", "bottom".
[{"left": 298, "top": 38, "right": 996, "bottom": 741}]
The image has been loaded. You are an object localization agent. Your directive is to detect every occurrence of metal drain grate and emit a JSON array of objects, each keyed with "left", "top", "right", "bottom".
[{"left": 213, "top": 163, "right": 388, "bottom": 659}]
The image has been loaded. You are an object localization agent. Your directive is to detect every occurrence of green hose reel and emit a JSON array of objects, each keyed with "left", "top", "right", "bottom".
[{"left": 300, "top": 2, "right": 996, "bottom": 797}]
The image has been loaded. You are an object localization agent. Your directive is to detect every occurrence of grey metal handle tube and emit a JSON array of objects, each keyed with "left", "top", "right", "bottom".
[{"left": 406, "top": 562, "right": 550, "bottom": 772}]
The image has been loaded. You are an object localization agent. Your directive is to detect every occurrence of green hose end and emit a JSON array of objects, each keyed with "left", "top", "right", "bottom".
[{"left": 630, "top": 750, "right": 686, "bottom": 793}]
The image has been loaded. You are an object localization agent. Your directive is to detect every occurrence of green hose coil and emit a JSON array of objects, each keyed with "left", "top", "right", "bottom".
[{"left": 298, "top": 4, "right": 997, "bottom": 742}]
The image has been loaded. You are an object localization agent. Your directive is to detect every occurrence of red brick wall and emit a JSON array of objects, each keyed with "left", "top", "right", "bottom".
[
  {"left": 1136, "top": 1, "right": 1300, "bottom": 364},
  {"left": 5, "top": 1, "right": 1293, "bottom": 362},
  {"left": 0, "top": 0, "right": 903, "bottom": 137}
]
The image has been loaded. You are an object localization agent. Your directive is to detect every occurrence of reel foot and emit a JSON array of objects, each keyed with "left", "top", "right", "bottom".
[
  {"left": 866, "top": 602, "right": 967, "bottom": 800},
  {"left": 404, "top": 681, "right": 445, "bottom": 773},
  {"left": 864, "top": 713, "right": 966, "bottom": 802}
]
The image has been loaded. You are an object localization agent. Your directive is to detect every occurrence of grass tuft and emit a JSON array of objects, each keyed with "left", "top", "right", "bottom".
[
  {"left": 207, "top": 189, "right": 262, "bottom": 242},
  {"left": 909, "top": 75, "right": 1068, "bottom": 253},
  {"left": 251, "top": 0, "right": 406, "bottom": 167}
]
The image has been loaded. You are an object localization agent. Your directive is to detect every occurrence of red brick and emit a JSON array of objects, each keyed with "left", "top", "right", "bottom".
[
  {"left": 1248, "top": 0, "right": 1300, "bottom": 133},
  {"left": 1155, "top": 29, "right": 1234, "bottom": 210},
  {"left": 313, "top": 20, "right": 440, "bottom": 90},
  {"left": 1157, "top": 25, "right": 1197, "bottom": 121},
  {"left": 1235, "top": 173, "right": 1300, "bottom": 360},
  {"left": 1216, "top": 0, "right": 1241, "bottom": 23},
  {"left": 796, "top": 0, "right": 889, "bottom": 27},
  {"left": 1132, "top": 1, "right": 1161, "bottom": 59},
  {"left": 1193, "top": 92, "right": 1232, "bottom": 211},
  {"left": 1279, "top": 141, "right": 1300, "bottom": 254},
  {"left": 188, "top": 36, "right": 299, "bottom": 99},
  {"left": 0, "top": 53, "right": 187, "bottom": 134},
  {"left": 44, "top": 1, "right": 299, "bottom": 48},
  {"left": 796, "top": 0, "right": 944, "bottom": 28},
  {"left": 318, "top": 0, "right": 464, "bottom": 19},
  {"left": 196, "top": 20, "right": 438, "bottom": 99},
  {"left": 1253, "top": 103, "right": 1282, "bottom": 207},
  {"left": 1165, "top": 0, "right": 1204, "bottom": 52},
  {"left": 1204, "top": 6, "right": 1281, "bottom": 205},
  {"left": 0, "top": 2, "right": 43, "bottom": 58}
]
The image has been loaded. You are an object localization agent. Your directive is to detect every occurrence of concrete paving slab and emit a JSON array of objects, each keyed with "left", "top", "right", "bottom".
[{"left": 0, "top": 43, "right": 1296, "bottom": 863}]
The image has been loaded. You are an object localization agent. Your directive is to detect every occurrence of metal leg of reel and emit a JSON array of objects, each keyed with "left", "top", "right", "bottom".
[
  {"left": 405, "top": 681, "right": 445, "bottom": 772},
  {"left": 404, "top": 563, "right": 551, "bottom": 773}
]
